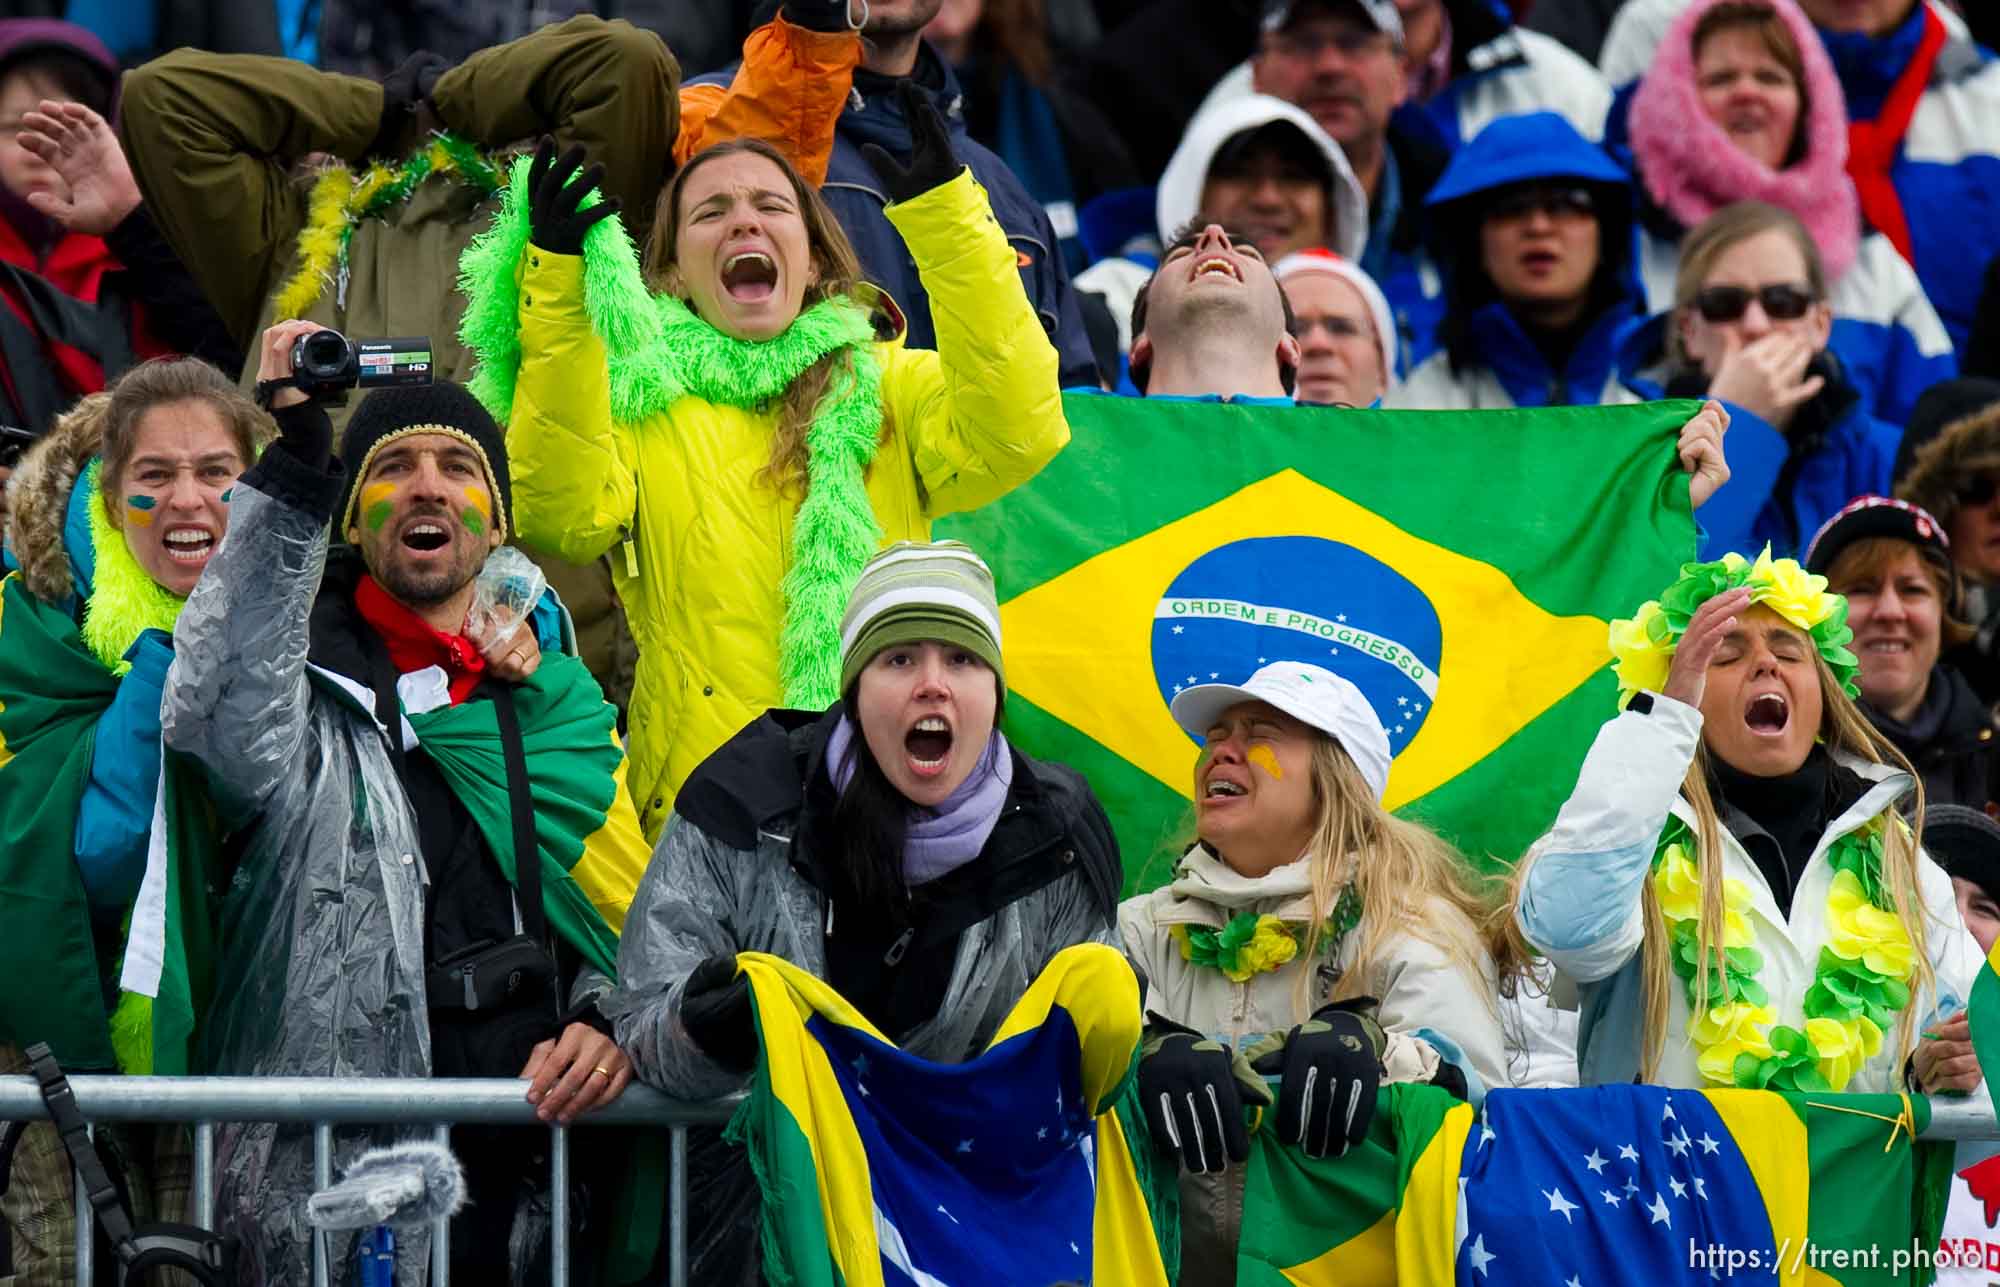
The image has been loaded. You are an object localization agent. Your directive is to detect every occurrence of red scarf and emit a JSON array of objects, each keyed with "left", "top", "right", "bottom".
[
  {"left": 353, "top": 575, "right": 487, "bottom": 705},
  {"left": 1845, "top": 5, "right": 1946, "bottom": 265}
]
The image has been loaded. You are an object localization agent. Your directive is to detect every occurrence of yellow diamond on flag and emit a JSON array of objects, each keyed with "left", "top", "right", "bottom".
[{"left": 996, "top": 469, "right": 1611, "bottom": 810}]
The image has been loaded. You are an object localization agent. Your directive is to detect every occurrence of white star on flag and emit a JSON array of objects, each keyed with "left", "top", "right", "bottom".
[
  {"left": 1567, "top": 1278, "right": 1582, "bottom": 1287},
  {"left": 1694, "top": 1178, "right": 1708, "bottom": 1199},
  {"left": 1698, "top": 1133, "right": 1720, "bottom": 1155},
  {"left": 1209, "top": 672, "right": 1219, "bottom": 679},
  {"left": 1258, "top": 656, "right": 1266, "bottom": 663},
  {"left": 1600, "top": 1190, "right": 1620, "bottom": 1208},
  {"left": 1663, "top": 1102, "right": 1676, "bottom": 1121},
  {"left": 1479, "top": 1123, "right": 1496, "bottom": 1148},
  {"left": 937, "top": 1205, "right": 959, "bottom": 1225},
  {"left": 1397, "top": 696, "right": 1409, "bottom": 706},
  {"left": 956, "top": 1139, "right": 973, "bottom": 1154},
  {"left": 1666, "top": 1131, "right": 1691, "bottom": 1157},
  {"left": 1618, "top": 1144, "right": 1639, "bottom": 1162},
  {"left": 1185, "top": 675, "right": 1196, "bottom": 684},
  {"left": 1584, "top": 1149, "right": 1608, "bottom": 1174},
  {"left": 1038, "top": 1127, "right": 1048, "bottom": 1140},
  {"left": 1669, "top": 1178, "right": 1688, "bottom": 1199},
  {"left": 1649, "top": 1194, "right": 1672, "bottom": 1228},
  {"left": 1468, "top": 1234, "right": 1495, "bottom": 1276},
  {"left": 1070, "top": 1242, "right": 1080, "bottom": 1255},
  {"left": 853, "top": 1054, "right": 869, "bottom": 1076},
  {"left": 1336, "top": 613, "right": 1348, "bottom": 622},
  {"left": 1543, "top": 1188, "right": 1579, "bottom": 1224},
  {"left": 1172, "top": 625, "right": 1184, "bottom": 634},
  {"left": 1622, "top": 1179, "right": 1639, "bottom": 1197}
]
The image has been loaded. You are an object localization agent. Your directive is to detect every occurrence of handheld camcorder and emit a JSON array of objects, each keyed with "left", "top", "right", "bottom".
[{"left": 288, "top": 331, "right": 435, "bottom": 400}]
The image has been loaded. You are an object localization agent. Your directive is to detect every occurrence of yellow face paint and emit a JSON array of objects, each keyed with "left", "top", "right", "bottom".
[
  {"left": 124, "top": 495, "right": 156, "bottom": 528},
  {"left": 1247, "top": 744, "right": 1285, "bottom": 781},
  {"left": 361, "top": 482, "right": 397, "bottom": 533}
]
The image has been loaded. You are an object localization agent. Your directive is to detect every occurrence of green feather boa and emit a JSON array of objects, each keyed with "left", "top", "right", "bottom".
[
  {"left": 458, "top": 157, "right": 884, "bottom": 708},
  {"left": 80, "top": 461, "right": 186, "bottom": 676}
]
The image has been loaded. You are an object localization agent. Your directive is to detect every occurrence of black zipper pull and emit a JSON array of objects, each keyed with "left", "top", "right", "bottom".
[{"left": 883, "top": 928, "right": 914, "bottom": 966}]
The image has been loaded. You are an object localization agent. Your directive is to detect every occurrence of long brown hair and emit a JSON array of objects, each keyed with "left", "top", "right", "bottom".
[
  {"left": 1691, "top": 1, "right": 1811, "bottom": 166},
  {"left": 644, "top": 139, "right": 870, "bottom": 499},
  {"left": 1631, "top": 654, "right": 1935, "bottom": 1081}
]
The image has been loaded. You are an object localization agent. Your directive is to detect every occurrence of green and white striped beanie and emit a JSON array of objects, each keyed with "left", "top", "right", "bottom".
[{"left": 838, "top": 540, "right": 1005, "bottom": 695}]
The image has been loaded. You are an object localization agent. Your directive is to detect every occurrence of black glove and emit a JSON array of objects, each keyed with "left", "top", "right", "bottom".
[
  {"left": 678, "top": 954, "right": 755, "bottom": 1074},
  {"left": 366, "top": 51, "right": 449, "bottom": 160},
  {"left": 1137, "top": 1022, "right": 1251, "bottom": 1174},
  {"left": 859, "top": 82, "right": 964, "bottom": 205},
  {"left": 527, "top": 137, "right": 623, "bottom": 256},
  {"left": 1251, "top": 998, "right": 1384, "bottom": 1159},
  {"left": 783, "top": 0, "right": 860, "bottom": 32}
]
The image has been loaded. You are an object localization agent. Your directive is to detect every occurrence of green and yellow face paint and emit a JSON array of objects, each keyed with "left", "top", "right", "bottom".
[
  {"left": 1247, "top": 744, "right": 1285, "bottom": 781},
  {"left": 125, "top": 494, "right": 157, "bottom": 528},
  {"left": 460, "top": 485, "right": 492, "bottom": 539},
  {"left": 360, "top": 482, "right": 397, "bottom": 533}
]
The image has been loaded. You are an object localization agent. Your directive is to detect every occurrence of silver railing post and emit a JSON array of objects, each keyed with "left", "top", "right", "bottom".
[
  {"left": 192, "top": 1119, "right": 215, "bottom": 1228},
  {"left": 549, "top": 1124, "right": 569, "bottom": 1287},
  {"left": 430, "top": 1122, "right": 451, "bottom": 1285},
  {"left": 670, "top": 1125, "right": 688, "bottom": 1287},
  {"left": 72, "top": 1122, "right": 92, "bottom": 1284},
  {"left": 312, "top": 1121, "right": 333, "bottom": 1287}
]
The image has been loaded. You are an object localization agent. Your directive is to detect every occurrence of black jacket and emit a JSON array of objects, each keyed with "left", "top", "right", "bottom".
[{"left": 1865, "top": 664, "right": 2000, "bottom": 814}]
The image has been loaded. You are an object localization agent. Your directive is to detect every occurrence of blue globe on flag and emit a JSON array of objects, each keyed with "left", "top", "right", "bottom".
[{"left": 1150, "top": 536, "right": 1442, "bottom": 755}]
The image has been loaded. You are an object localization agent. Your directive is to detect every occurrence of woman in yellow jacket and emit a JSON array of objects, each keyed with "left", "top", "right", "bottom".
[{"left": 458, "top": 87, "right": 1068, "bottom": 839}]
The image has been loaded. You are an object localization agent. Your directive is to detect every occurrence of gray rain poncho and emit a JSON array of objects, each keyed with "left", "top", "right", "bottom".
[
  {"left": 605, "top": 706, "right": 1122, "bottom": 1284},
  {"left": 162, "top": 457, "right": 602, "bottom": 1284}
]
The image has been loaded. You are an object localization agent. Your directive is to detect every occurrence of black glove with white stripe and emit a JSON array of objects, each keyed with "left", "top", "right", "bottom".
[
  {"left": 1252, "top": 997, "right": 1385, "bottom": 1158},
  {"left": 1137, "top": 1019, "right": 1254, "bottom": 1174}
]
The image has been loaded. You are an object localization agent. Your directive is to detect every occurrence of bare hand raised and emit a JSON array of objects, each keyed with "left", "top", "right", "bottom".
[
  {"left": 1677, "top": 399, "right": 1731, "bottom": 510},
  {"left": 1661, "top": 586, "right": 1751, "bottom": 709},
  {"left": 1707, "top": 331, "right": 1823, "bottom": 431},
  {"left": 17, "top": 101, "right": 141, "bottom": 236}
]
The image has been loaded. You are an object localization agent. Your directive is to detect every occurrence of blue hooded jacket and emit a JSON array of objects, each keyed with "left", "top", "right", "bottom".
[
  {"left": 689, "top": 46, "right": 1098, "bottom": 388},
  {"left": 1388, "top": 112, "right": 1645, "bottom": 410}
]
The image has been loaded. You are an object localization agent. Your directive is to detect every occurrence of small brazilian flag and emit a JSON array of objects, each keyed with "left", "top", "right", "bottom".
[
  {"left": 939, "top": 393, "right": 1700, "bottom": 888},
  {"left": 1246, "top": 1084, "right": 1951, "bottom": 1286}
]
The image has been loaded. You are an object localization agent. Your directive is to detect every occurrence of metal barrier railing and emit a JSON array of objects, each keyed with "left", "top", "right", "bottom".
[
  {"left": 7, "top": 1077, "right": 2000, "bottom": 1285},
  {"left": 0, "top": 1075, "right": 740, "bottom": 1287}
]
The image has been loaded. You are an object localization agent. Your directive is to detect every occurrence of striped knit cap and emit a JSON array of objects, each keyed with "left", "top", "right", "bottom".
[{"left": 838, "top": 540, "right": 1005, "bottom": 696}]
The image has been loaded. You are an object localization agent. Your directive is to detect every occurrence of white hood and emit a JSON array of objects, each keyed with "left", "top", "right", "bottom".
[{"left": 1155, "top": 91, "right": 1369, "bottom": 263}]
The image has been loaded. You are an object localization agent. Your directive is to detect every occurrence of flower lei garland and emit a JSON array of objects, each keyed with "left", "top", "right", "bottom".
[
  {"left": 1607, "top": 546, "right": 1859, "bottom": 709},
  {"left": 1652, "top": 813, "right": 1915, "bottom": 1091},
  {"left": 273, "top": 133, "right": 503, "bottom": 320},
  {"left": 1172, "top": 884, "right": 1363, "bottom": 983}
]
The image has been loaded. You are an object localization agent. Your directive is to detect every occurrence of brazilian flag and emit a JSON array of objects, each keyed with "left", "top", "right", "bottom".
[
  {"left": 940, "top": 394, "right": 1700, "bottom": 887},
  {"left": 1248, "top": 1084, "right": 1951, "bottom": 1286}
]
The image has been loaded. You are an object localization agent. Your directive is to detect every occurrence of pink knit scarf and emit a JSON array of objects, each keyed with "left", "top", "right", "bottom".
[{"left": 1627, "top": 0, "right": 1859, "bottom": 282}]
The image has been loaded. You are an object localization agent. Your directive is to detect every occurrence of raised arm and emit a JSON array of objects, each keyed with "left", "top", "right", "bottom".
[
  {"left": 870, "top": 85, "right": 1068, "bottom": 518},
  {"left": 676, "top": 6, "right": 861, "bottom": 186},
  {"left": 161, "top": 326, "right": 342, "bottom": 823}
]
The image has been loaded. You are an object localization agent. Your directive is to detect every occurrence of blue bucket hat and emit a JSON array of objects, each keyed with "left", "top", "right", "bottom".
[{"left": 1425, "top": 111, "right": 1632, "bottom": 210}]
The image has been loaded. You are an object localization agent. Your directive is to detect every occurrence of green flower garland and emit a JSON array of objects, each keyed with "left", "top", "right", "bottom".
[
  {"left": 1652, "top": 813, "right": 1913, "bottom": 1091},
  {"left": 457, "top": 156, "right": 883, "bottom": 708},
  {"left": 1172, "top": 885, "right": 1363, "bottom": 984}
]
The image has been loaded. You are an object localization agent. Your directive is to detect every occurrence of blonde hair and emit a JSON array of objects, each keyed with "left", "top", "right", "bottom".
[
  {"left": 643, "top": 139, "right": 873, "bottom": 500},
  {"left": 1293, "top": 737, "right": 1528, "bottom": 1021},
  {"left": 1668, "top": 201, "right": 1828, "bottom": 368},
  {"left": 1633, "top": 653, "right": 1935, "bottom": 1081}
]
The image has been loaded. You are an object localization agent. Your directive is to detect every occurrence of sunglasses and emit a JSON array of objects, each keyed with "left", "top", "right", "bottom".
[
  {"left": 1488, "top": 186, "right": 1596, "bottom": 223},
  {"left": 1693, "top": 283, "right": 1817, "bottom": 323},
  {"left": 1958, "top": 475, "right": 2000, "bottom": 509}
]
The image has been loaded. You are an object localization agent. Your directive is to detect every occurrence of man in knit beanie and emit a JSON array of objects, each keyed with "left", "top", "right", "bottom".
[{"left": 158, "top": 322, "right": 651, "bottom": 1280}]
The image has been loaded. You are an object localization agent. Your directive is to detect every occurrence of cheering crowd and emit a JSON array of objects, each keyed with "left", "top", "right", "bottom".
[{"left": 4, "top": 0, "right": 2000, "bottom": 1281}]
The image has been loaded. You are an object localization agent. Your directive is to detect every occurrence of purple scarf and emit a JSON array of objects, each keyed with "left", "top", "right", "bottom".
[{"left": 824, "top": 714, "right": 1015, "bottom": 885}]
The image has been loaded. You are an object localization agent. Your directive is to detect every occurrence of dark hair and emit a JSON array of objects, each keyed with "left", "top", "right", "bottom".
[
  {"left": 0, "top": 49, "right": 113, "bottom": 118},
  {"left": 1130, "top": 221, "right": 1298, "bottom": 395},
  {"left": 830, "top": 682, "right": 1007, "bottom": 917},
  {"left": 1436, "top": 182, "right": 1634, "bottom": 375}
]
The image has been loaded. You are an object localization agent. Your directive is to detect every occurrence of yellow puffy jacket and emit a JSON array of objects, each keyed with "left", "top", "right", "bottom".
[{"left": 504, "top": 169, "right": 1067, "bottom": 838}]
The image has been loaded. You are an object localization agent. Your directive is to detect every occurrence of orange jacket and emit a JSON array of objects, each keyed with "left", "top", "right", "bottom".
[{"left": 676, "top": 15, "right": 861, "bottom": 186}]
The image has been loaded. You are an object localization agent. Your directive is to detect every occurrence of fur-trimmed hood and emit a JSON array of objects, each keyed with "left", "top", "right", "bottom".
[
  {"left": 4, "top": 392, "right": 106, "bottom": 605},
  {"left": 1628, "top": 0, "right": 1859, "bottom": 282},
  {"left": 1899, "top": 403, "right": 2000, "bottom": 531}
]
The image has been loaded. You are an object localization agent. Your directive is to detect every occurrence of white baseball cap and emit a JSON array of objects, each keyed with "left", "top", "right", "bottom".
[
  {"left": 1169, "top": 661, "right": 1394, "bottom": 802},
  {"left": 1262, "top": 0, "right": 1405, "bottom": 43}
]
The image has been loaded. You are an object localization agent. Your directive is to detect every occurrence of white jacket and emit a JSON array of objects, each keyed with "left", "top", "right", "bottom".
[
  {"left": 1118, "top": 846, "right": 1509, "bottom": 1096},
  {"left": 1515, "top": 693, "right": 1983, "bottom": 1090}
]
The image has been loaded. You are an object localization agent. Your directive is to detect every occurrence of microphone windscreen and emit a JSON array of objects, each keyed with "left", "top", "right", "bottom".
[{"left": 307, "top": 1141, "right": 467, "bottom": 1229}]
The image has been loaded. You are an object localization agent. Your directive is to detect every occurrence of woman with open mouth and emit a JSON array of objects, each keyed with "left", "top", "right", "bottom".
[
  {"left": 0, "top": 352, "right": 269, "bottom": 1270},
  {"left": 1807, "top": 496, "right": 2000, "bottom": 812},
  {"left": 1118, "top": 660, "right": 1517, "bottom": 1285},
  {"left": 461, "top": 83, "right": 1068, "bottom": 847},
  {"left": 606, "top": 541, "right": 1121, "bottom": 1280},
  {"left": 1516, "top": 546, "right": 1985, "bottom": 1095}
]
